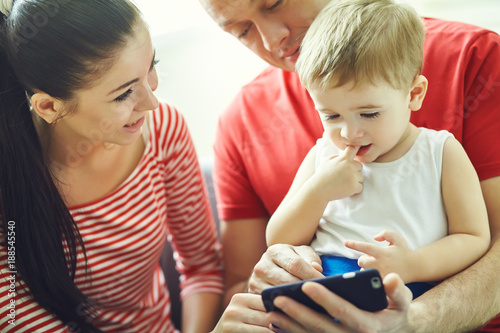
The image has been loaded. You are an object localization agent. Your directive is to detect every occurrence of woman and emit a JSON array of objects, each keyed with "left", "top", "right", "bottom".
[{"left": 0, "top": 0, "right": 222, "bottom": 332}]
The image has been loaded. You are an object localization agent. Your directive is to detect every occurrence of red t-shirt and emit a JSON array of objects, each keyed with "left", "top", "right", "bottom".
[{"left": 213, "top": 18, "right": 500, "bottom": 331}]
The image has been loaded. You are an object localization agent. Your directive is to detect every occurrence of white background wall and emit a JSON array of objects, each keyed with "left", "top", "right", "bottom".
[{"left": 135, "top": 0, "right": 500, "bottom": 157}]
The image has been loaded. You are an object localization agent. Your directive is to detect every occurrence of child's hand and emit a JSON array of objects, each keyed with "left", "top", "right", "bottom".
[
  {"left": 344, "top": 230, "right": 414, "bottom": 283},
  {"left": 313, "top": 145, "right": 363, "bottom": 202}
]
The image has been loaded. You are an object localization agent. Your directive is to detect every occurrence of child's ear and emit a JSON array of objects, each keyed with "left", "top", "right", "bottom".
[
  {"left": 409, "top": 75, "right": 428, "bottom": 111},
  {"left": 31, "top": 92, "right": 65, "bottom": 124}
]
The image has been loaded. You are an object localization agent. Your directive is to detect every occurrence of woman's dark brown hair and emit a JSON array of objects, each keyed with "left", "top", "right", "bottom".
[{"left": 0, "top": 1, "right": 142, "bottom": 331}]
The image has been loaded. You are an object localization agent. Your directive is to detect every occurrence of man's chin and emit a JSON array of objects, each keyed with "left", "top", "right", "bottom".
[{"left": 267, "top": 60, "right": 296, "bottom": 73}]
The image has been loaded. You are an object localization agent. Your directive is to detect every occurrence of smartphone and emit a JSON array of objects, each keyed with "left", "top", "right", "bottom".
[{"left": 261, "top": 269, "right": 388, "bottom": 316}]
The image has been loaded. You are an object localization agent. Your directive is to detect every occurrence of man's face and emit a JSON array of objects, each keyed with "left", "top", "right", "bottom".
[{"left": 200, "top": 0, "right": 331, "bottom": 72}]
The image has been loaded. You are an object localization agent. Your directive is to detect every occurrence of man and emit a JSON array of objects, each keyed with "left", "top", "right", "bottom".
[{"left": 201, "top": 0, "right": 500, "bottom": 331}]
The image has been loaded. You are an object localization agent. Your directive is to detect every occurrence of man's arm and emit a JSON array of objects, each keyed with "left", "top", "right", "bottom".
[
  {"left": 182, "top": 292, "right": 222, "bottom": 333},
  {"left": 221, "top": 217, "right": 268, "bottom": 306},
  {"left": 409, "top": 176, "right": 500, "bottom": 332},
  {"left": 221, "top": 218, "right": 325, "bottom": 306}
]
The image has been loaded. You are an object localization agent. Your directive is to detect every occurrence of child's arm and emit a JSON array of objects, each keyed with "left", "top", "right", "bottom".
[
  {"left": 266, "top": 145, "right": 363, "bottom": 247},
  {"left": 346, "top": 137, "right": 490, "bottom": 283}
]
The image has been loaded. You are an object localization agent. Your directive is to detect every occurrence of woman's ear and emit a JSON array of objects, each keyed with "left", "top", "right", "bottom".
[
  {"left": 409, "top": 75, "right": 428, "bottom": 111},
  {"left": 31, "top": 92, "right": 65, "bottom": 124}
]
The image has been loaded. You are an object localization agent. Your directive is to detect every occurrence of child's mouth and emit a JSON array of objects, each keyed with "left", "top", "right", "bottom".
[{"left": 356, "top": 144, "right": 372, "bottom": 156}]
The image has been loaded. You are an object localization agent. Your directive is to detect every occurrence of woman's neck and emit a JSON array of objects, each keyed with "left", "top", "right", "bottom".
[{"left": 34, "top": 114, "right": 119, "bottom": 172}]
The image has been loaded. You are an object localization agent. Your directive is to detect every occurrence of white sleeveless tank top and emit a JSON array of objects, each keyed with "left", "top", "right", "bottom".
[{"left": 311, "top": 128, "right": 452, "bottom": 258}]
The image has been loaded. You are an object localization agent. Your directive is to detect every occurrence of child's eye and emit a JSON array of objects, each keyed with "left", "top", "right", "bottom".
[
  {"left": 267, "top": 0, "right": 282, "bottom": 11},
  {"left": 361, "top": 112, "right": 380, "bottom": 119},
  {"left": 114, "top": 89, "right": 133, "bottom": 102},
  {"left": 324, "top": 114, "right": 339, "bottom": 121}
]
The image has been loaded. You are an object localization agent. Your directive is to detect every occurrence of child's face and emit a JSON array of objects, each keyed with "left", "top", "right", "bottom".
[{"left": 310, "top": 80, "right": 415, "bottom": 164}]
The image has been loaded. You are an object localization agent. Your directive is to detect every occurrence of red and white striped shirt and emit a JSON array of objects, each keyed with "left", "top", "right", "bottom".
[{"left": 0, "top": 102, "right": 224, "bottom": 332}]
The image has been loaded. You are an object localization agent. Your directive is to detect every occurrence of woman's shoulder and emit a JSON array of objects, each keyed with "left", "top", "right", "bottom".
[
  {"left": 150, "top": 99, "right": 184, "bottom": 125},
  {"left": 149, "top": 99, "right": 188, "bottom": 138},
  {"left": 147, "top": 99, "right": 193, "bottom": 158}
]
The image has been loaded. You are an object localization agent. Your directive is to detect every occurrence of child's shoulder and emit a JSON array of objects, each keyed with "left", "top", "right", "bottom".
[{"left": 418, "top": 127, "right": 454, "bottom": 141}]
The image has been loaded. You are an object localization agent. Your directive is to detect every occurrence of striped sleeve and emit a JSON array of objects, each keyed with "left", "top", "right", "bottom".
[
  {"left": 154, "top": 103, "right": 224, "bottom": 299},
  {"left": 0, "top": 230, "right": 68, "bottom": 332}
]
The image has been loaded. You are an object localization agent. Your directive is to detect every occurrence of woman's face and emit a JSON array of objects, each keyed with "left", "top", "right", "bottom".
[
  {"left": 53, "top": 24, "right": 159, "bottom": 148},
  {"left": 199, "top": 0, "right": 331, "bottom": 72}
]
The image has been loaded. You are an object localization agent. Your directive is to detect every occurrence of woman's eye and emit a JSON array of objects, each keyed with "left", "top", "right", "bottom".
[
  {"left": 114, "top": 89, "right": 133, "bottom": 103},
  {"left": 361, "top": 112, "right": 380, "bottom": 119},
  {"left": 267, "top": 0, "right": 282, "bottom": 11},
  {"left": 150, "top": 59, "right": 160, "bottom": 71}
]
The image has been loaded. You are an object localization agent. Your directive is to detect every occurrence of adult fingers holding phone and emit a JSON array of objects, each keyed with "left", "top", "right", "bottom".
[
  {"left": 248, "top": 244, "right": 324, "bottom": 294},
  {"left": 211, "top": 293, "right": 274, "bottom": 333},
  {"left": 266, "top": 273, "right": 413, "bottom": 333}
]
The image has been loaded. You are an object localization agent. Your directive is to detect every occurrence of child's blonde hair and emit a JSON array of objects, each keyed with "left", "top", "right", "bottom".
[{"left": 296, "top": 0, "right": 425, "bottom": 92}]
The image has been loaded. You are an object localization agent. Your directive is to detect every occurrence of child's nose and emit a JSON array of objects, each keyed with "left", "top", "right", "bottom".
[{"left": 340, "top": 123, "right": 364, "bottom": 141}]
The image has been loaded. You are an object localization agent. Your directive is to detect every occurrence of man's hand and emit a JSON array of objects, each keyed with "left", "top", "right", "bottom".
[
  {"left": 248, "top": 244, "right": 324, "bottom": 294},
  {"left": 211, "top": 293, "right": 273, "bottom": 333},
  {"left": 265, "top": 273, "right": 413, "bottom": 333}
]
